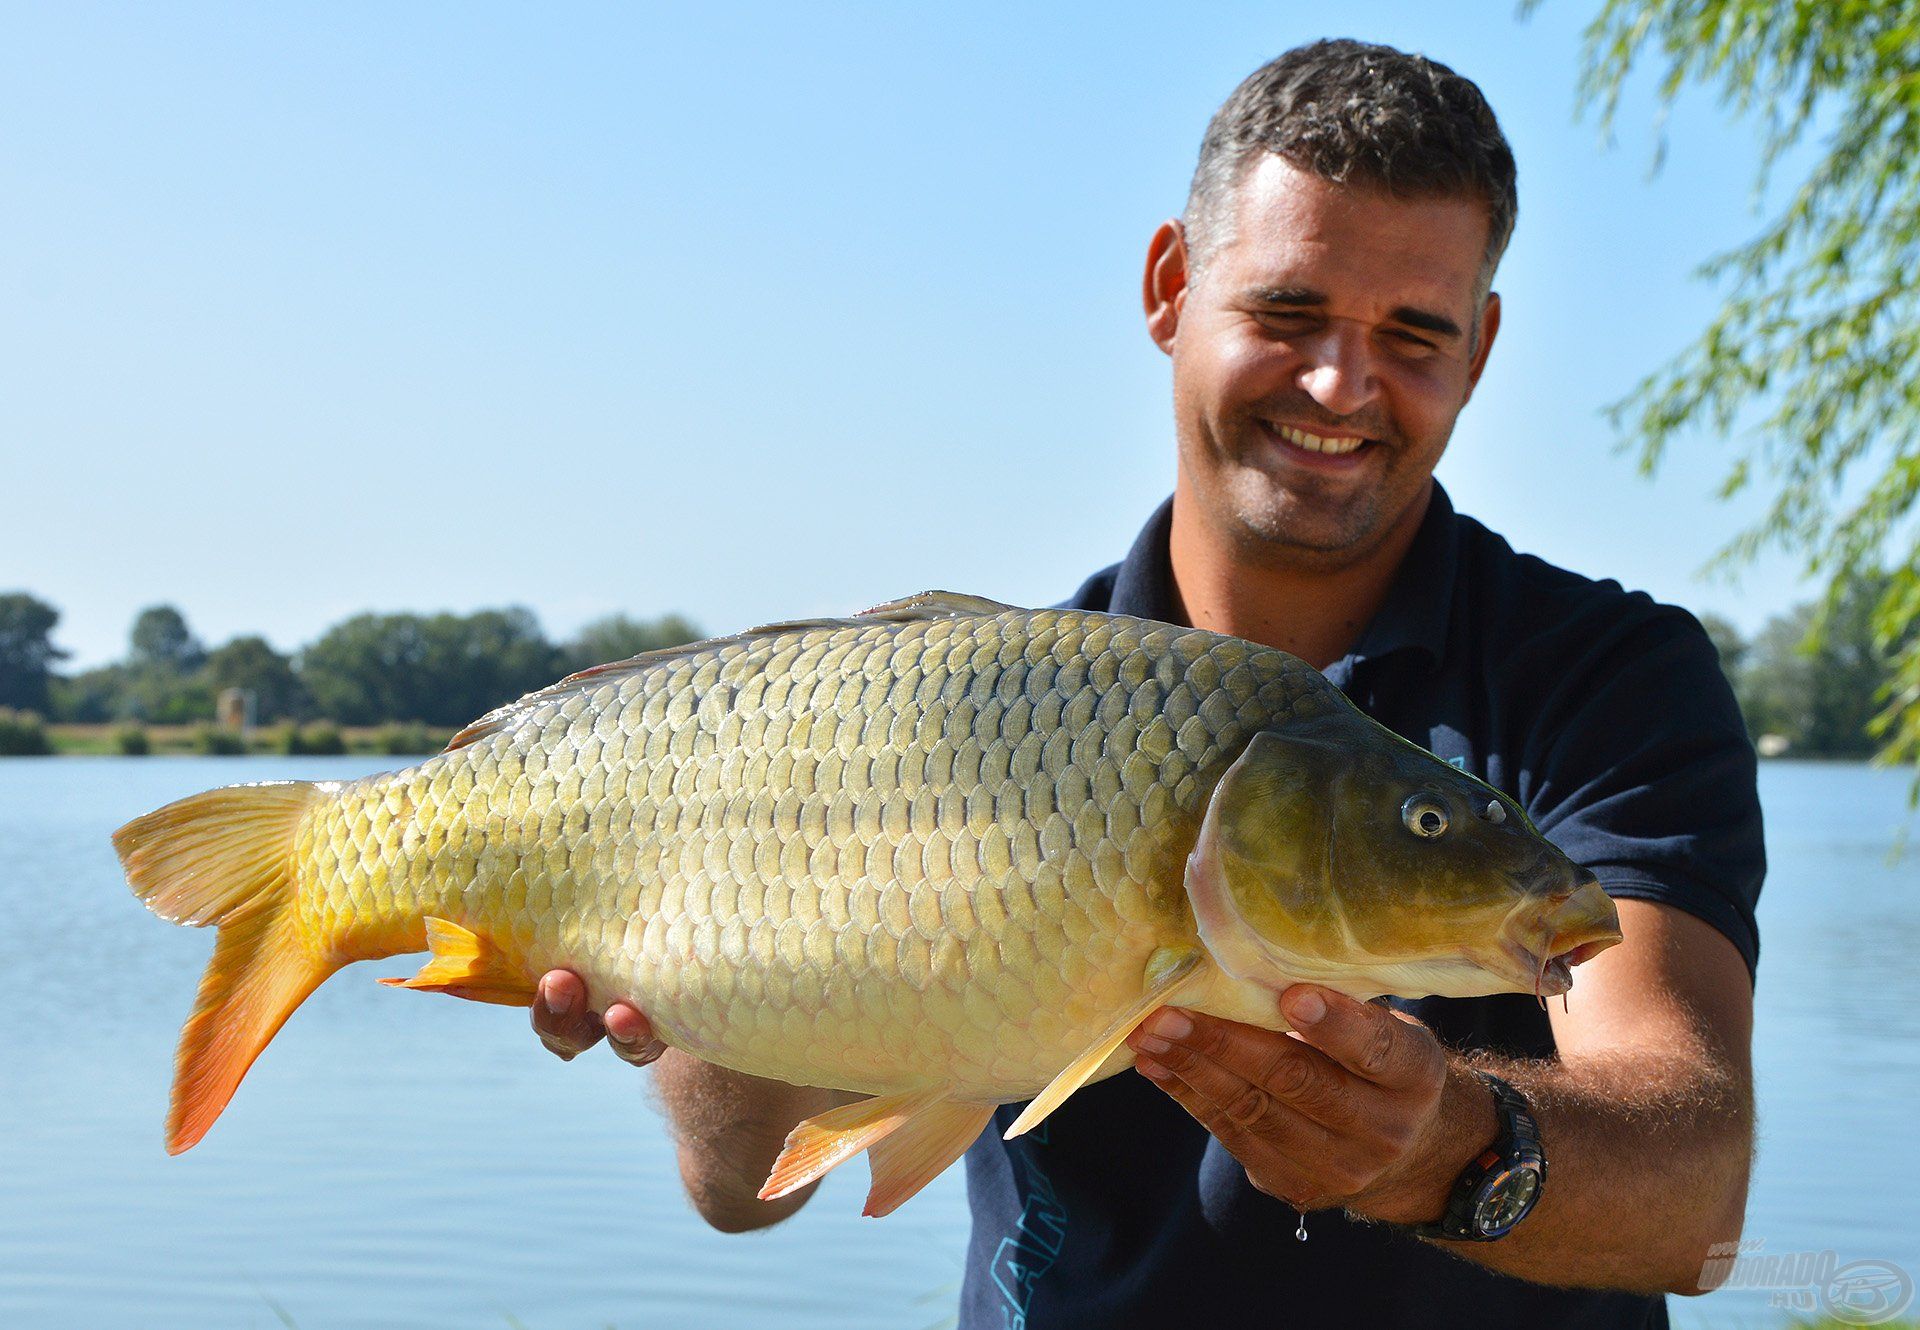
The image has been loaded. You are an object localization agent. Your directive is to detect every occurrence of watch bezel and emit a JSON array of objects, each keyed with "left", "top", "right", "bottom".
[{"left": 1470, "top": 1159, "right": 1543, "bottom": 1237}]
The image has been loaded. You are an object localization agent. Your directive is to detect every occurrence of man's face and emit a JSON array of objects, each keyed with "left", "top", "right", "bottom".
[{"left": 1148, "top": 154, "right": 1500, "bottom": 570}]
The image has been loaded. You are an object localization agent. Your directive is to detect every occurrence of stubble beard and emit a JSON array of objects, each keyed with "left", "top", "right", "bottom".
[{"left": 1200, "top": 415, "right": 1403, "bottom": 573}]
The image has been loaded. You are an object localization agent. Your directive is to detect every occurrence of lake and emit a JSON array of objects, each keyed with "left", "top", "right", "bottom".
[{"left": 0, "top": 757, "right": 1912, "bottom": 1328}]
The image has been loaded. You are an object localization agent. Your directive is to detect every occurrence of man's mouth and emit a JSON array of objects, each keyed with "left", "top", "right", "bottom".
[{"left": 1258, "top": 420, "right": 1376, "bottom": 466}]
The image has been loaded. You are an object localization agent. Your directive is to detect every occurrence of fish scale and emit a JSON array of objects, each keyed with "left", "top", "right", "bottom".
[
  {"left": 114, "top": 589, "right": 1622, "bottom": 1215},
  {"left": 290, "top": 602, "right": 1307, "bottom": 1100}
]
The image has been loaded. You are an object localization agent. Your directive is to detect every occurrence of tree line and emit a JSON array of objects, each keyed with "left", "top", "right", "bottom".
[
  {"left": 0, "top": 582, "right": 1903, "bottom": 760},
  {"left": 0, "top": 593, "right": 701, "bottom": 730},
  {"left": 1696, "top": 574, "right": 1899, "bottom": 759}
]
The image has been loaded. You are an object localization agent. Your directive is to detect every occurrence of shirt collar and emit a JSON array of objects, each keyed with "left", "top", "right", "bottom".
[{"left": 1104, "top": 481, "right": 1460, "bottom": 670}]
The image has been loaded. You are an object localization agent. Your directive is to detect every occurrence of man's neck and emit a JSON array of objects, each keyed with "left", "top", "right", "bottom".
[{"left": 1166, "top": 483, "right": 1432, "bottom": 670}]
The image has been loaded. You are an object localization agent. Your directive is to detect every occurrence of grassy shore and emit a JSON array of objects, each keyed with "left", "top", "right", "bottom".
[{"left": 43, "top": 722, "right": 454, "bottom": 757}]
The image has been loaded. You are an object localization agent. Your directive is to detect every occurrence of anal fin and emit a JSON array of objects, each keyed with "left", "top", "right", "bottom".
[
  {"left": 759, "top": 1085, "right": 948, "bottom": 1203},
  {"left": 377, "top": 916, "right": 536, "bottom": 1007},
  {"left": 1004, "top": 947, "right": 1203, "bottom": 1139},
  {"left": 864, "top": 1098, "right": 994, "bottom": 1217}
]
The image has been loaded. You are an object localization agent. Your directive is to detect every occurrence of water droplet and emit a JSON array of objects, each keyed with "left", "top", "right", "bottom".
[{"left": 1294, "top": 1210, "right": 1309, "bottom": 1242}]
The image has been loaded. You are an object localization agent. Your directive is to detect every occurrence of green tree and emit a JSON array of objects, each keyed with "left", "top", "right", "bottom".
[
  {"left": 48, "top": 665, "right": 129, "bottom": 723},
  {"left": 123, "top": 604, "right": 211, "bottom": 722},
  {"left": 1737, "top": 576, "right": 1898, "bottom": 755},
  {"left": 1696, "top": 612, "right": 1747, "bottom": 683},
  {"left": 300, "top": 613, "right": 431, "bottom": 726},
  {"left": 1545, "top": 1, "right": 1920, "bottom": 762},
  {"left": 129, "top": 605, "right": 205, "bottom": 674},
  {"left": 416, "top": 608, "right": 563, "bottom": 725},
  {"left": 0, "top": 593, "right": 67, "bottom": 714},
  {"left": 301, "top": 607, "right": 561, "bottom": 727},
  {"left": 204, "top": 635, "right": 308, "bottom": 722},
  {"left": 565, "top": 612, "right": 702, "bottom": 673},
  {"left": 1737, "top": 606, "right": 1810, "bottom": 743}
]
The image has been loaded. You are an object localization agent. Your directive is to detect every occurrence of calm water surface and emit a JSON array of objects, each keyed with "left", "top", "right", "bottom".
[{"left": 0, "top": 758, "right": 1912, "bottom": 1328}]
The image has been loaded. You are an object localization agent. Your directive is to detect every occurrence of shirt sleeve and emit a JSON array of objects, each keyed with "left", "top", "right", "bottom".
[{"left": 1511, "top": 602, "right": 1765, "bottom": 980}]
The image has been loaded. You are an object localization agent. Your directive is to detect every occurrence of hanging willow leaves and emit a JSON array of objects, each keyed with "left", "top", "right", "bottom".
[{"left": 1531, "top": 0, "right": 1920, "bottom": 763}]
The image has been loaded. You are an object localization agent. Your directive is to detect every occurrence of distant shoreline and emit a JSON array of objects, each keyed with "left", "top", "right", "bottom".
[{"left": 25, "top": 723, "right": 452, "bottom": 758}]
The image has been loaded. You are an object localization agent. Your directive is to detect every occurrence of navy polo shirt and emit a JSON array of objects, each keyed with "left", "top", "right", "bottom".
[{"left": 957, "top": 484, "right": 1764, "bottom": 1329}]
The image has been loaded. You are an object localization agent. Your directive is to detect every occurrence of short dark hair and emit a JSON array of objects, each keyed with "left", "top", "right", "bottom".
[{"left": 1185, "top": 39, "right": 1518, "bottom": 291}]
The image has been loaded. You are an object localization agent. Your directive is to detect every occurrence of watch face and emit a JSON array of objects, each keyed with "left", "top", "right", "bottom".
[{"left": 1474, "top": 1165, "right": 1542, "bottom": 1237}]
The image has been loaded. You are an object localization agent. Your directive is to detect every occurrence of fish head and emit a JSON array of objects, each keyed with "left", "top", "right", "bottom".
[{"left": 1186, "top": 712, "right": 1622, "bottom": 1001}]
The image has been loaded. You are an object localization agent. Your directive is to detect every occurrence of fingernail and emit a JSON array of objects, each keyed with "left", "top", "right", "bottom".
[
  {"left": 1146, "top": 1009, "right": 1193, "bottom": 1041},
  {"left": 1284, "top": 989, "right": 1326, "bottom": 1025},
  {"left": 1137, "top": 1058, "right": 1170, "bottom": 1081},
  {"left": 1136, "top": 1034, "right": 1171, "bottom": 1055},
  {"left": 541, "top": 1038, "right": 576, "bottom": 1062},
  {"left": 544, "top": 978, "right": 573, "bottom": 1017}
]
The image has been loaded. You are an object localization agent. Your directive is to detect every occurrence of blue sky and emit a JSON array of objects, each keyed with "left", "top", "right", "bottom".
[{"left": 2, "top": 2, "right": 1811, "bottom": 669}]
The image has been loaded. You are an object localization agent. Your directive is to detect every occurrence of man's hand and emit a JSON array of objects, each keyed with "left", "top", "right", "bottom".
[
  {"left": 528, "top": 967, "right": 848, "bottom": 1233},
  {"left": 532, "top": 970, "right": 666, "bottom": 1067},
  {"left": 1127, "top": 901, "right": 1755, "bottom": 1294},
  {"left": 1125, "top": 984, "right": 1492, "bottom": 1223}
]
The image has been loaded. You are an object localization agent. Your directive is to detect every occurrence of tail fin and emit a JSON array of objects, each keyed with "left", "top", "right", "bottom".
[{"left": 113, "top": 781, "right": 336, "bottom": 1154}]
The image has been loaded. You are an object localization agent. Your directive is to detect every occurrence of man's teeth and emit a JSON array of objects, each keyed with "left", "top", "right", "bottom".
[{"left": 1274, "top": 424, "right": 1365, "bottom": 455}]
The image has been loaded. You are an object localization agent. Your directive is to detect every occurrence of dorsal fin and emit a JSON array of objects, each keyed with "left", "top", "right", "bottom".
[
  {"left": 442, "top": 591, "right": 1026, "bottom": 753},
  {"left": 856, "top": 590, "right": 1019, "bottom": 621}
]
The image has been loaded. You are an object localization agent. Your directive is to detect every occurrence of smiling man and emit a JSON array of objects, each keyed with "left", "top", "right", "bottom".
[{"left": 533, "top": 39, "right": 1763, "bottom": 1328}]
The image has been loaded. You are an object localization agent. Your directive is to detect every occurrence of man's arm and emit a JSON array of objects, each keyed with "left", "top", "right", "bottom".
[
  {"left": 1124, "top": 898, "right": 1753, "bottom": 1294},
  {"left": 531, "top": 971, "right": 848, "bottom": 1233}
]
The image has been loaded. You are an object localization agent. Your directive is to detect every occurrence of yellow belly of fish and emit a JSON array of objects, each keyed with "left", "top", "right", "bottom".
[{"left": 308, "top": 758, "right": 1196, "bottom": 1103}]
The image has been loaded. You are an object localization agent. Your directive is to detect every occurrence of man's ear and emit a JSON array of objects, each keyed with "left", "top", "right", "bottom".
[
  {"left": 1463, "top": 290, "right": 1501, "bottom": 401},
  {"left": 1142, "top": 220, "right": 1190, "bottom": 356}
]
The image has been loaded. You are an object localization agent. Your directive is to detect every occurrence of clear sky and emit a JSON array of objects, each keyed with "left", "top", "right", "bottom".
[{"left": 2, "top": 1, "right": 1813, "bottom": 670}]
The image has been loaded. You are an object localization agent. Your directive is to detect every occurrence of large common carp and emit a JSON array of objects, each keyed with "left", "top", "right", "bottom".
[{"left": 114, "top": 593, "right": 1621, "bottom": 1215}]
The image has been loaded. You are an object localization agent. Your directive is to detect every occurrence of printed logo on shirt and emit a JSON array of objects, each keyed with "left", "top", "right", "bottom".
[{"left": 992, "top": 1127, "right": 1067, "bottom": 1330}]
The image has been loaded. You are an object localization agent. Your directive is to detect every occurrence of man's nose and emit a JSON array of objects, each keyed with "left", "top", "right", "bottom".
[{"left": 1295, "top": 325, "right": 1379, "bottom": 418}]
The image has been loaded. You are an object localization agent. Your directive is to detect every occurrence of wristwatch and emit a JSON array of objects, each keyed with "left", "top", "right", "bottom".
[{"left": 1404, "top": 1072, "right": 1546, "bottom": 1242}]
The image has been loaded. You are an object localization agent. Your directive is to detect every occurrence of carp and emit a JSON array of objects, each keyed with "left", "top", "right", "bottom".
[{"left": 113, "top": 592, "right": 1620, "bottom": 1215}]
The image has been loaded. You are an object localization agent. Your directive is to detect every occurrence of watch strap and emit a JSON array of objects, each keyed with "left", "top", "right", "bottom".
[{"left": 1403, "top": 1071, "right": 1545, "bottom": 1242}]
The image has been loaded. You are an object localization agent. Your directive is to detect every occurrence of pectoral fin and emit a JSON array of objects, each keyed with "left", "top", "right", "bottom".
[
  {"left": 377, "top": 917, "right": 536, "bottom": 1007},
  {"left": 1003, "top": 946, "right": 1204, "bottom": 1140}
]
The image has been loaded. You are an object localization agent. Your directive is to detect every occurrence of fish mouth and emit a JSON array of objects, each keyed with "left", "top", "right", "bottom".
[{"left": 1499, "top": 873, "right": 1624, "bottom": 998}]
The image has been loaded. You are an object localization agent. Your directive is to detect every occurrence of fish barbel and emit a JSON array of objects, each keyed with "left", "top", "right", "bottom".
[{"left": 113, "top": 592, "right": 1621, "bottom": 1215}]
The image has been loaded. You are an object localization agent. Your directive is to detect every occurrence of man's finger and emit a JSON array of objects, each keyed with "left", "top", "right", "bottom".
[
  {"left": 1134, "top": 1008, "right": 1355, "bottom": 1131},
  {"left": 532, "top": 970, "right": 606, "bottom": 1060},
  {"left": 1134, "top": 1055, "right": 1322, "bottom": 1207},
  {"left": 604, "top": 1001, "right": 666, "bottom": 1067},
  {"left": 1280, "top": 986, "right": 1443, "bottom": 1089},
  {"left": 1134, "top": 1031, "right": 1336, "bottom": 1154}
]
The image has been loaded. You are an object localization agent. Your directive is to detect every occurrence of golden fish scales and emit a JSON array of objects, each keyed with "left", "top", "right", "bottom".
[{"left": 302, "top": 596, "right": 1315, "bottom": 1097}]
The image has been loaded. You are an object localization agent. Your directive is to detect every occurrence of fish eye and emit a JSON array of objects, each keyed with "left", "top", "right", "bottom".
[
  {"left": 1402, "top": 796, "right": 1449, "bottom": 839},
  {"left": 1478, "top": 799, "right": 1506, "bottom": 825}
]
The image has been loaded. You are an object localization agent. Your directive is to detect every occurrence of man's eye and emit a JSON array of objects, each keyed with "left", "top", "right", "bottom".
[{"left": 1388, "top": 329, "right": 1436, "bottom": 352}]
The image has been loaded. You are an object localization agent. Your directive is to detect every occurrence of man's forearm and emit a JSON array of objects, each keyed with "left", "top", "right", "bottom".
[
  {"left": 1403, "top": 1045, "right": 1753, "bottom": 1293},
  {"left": 653, "top": 1051, "right": 851, "bottom": 1232}
]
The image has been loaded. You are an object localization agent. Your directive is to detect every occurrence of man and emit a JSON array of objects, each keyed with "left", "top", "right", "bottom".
[{"left": 534, "top": 40, "right": 1762, "bottom": 1328}]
